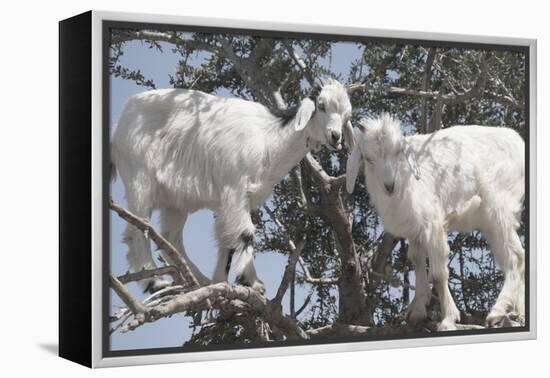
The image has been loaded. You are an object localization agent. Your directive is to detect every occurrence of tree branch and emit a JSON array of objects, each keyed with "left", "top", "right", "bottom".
[
  {"left": 388, "top": 87, "right": 440, "bottom": 97},
  {"left": 388, "top": 57, "right": 489, "bottom": 105},
  {"left": 488, "top": 91, "right": 523, "bottom": 110},
  {"left": 420, "top": 48, "right": 436, "bottom": 133},
  {"left": 361, "top": 46, "right": 403, "bottom": 87},
  {"left": 294, "top": 289, "right": 314, "bottom": 318},
  {"left": 372, "top": 233, "right": 399, "bottom": 276},
  {"left": 298, "top": 257, "right": 339, "bottom": 285},
  {"left": 304, "top": 153, "right": 333, "bottom": 192},
  {"left": 345, "top": 82, "right": 368, "bottom": 93},
  {"left": 442, "top": 57, "right": 488, "bottom": 105},
  {"left": 263, "top": 203, "right": 309, "bottom": 304},
  {"left": 109, "top": 198, "right": 200, "bottom": 288},
  {"left": 111, "top": 30, "right": 218, "bottom": 54},
  {"left": 110, "top": 274, "right": 148, "bottom": 315},
  {"left": 307, "top": 323, "right": 370, "bottom": 338},
  {"left": 273, "top": 238, "right": 307, "bottom": 304},
  {"left": 117, "top": 282, "right": 308, "bottom": 340},
  {"left": 116, "top": 266, "right": 183, "bottom": 286},
  {"left": 307, "top": 321, "right": 485, "bottom": 338},
  {"left": 283, "top": 40, "right": 316, "bottom": 88}
]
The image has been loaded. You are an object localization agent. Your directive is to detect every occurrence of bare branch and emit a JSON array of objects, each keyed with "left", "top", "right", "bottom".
[
  {"left": 303, "top": 154, "right": 344, "bottom": 188},
  {"left": 111, "top": 30, "right": 180, "bottom": 45},
  {"left": 294, "top": 289, "right": 313, "bottom": 318},
  {"left": 488, "top": 92, "right": 523, "bottom": 110},
  {"left": 298, "top": 257, "right": 339, "bottom": 285},
  {"left": 307, "top": 323, "right": 370, "bottom": 338},
  {"left": 388, "top": 55, "right": 488, "bottom": 105},
  {"left": 388, "top": 87, "right": 440, "bottom": 97},
  {"left": 362, "top": 46, "right": 403, "bottom": 87},
  {"left": 291, "top": 167, "right": 308, "bottom": 208},
  {"left": 110, "top": 285, "right": 186, "bottom": 324},
  {"left": 293, "top": 165, "right": 322, "bottom": 216},
  {"left": 263, "top": 204, "right": 309, "bottom": 304},
  {"left": 118, "top": 282, "right": 308, "bottom": 340},
  {"left": 372, "top": 233, "right": 399, "bottom": 276},
  {"left": 420, "top": 48, "right": 436, "bottom": 133},
  {"left": 274, "top": 238, "right": 307, "bottom": 304},
  {"left": 272, "top": 91, "right": 287, "bottom": 111},
  {"left": 283, "top": 40, "right": 316, "bottom": 87},
  {"left": 109, "top": 198, "right": 200, "bottom": 288},
  {"left": 345, "top": 82, "right": 368, "bottom": 93},
  {"left": 455, "top": 324, "right": 485, "bottom": 330},
  {"left": 442, "top": 57, "right": 488, "bottom": 105},
  {"left": 116, "top": 266, "right": 183, "bottom": 286},
  {"left": 110, "top": 274, "right": 148, "bottom": 315},
  {"left": 110, "top": 30, "right": 218, "bottom": 54},
  {"left": 304, "top": 153, "right": 333, "bottom": 191},
  {"left": 307, "top": 321, "right": 485, "bottom": 338},
  {"left": 331, "top": 174, "right": 347, "bottom": 189}
]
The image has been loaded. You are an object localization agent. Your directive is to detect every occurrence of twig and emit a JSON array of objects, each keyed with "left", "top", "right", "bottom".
[{"left": 298, "top": 257, "right": 339, "bottom": 285}]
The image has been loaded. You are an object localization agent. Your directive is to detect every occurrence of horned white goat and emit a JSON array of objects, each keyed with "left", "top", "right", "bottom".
[
  {"left": 346, "top": 114, "right": 525, "bottom": 330},
  {"left": 112, "top": 79, "right": 353, "bottom": 293}
]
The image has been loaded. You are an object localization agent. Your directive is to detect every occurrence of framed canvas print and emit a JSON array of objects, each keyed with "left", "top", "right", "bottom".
[{"left": 59, "top": 10, "right": 537, "bottom": 368}]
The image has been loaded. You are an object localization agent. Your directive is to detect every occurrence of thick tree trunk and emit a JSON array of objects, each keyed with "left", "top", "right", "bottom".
[{"left": 320, "top": 184, "right": 369, "bottom": 325}]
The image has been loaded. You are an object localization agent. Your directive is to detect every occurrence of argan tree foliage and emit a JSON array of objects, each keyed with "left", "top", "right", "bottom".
[{"left": 108, "top": 29, "right": 526, "bottom": 344}]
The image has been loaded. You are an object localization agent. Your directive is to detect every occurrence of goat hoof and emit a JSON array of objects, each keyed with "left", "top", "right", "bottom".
[
  {"left": 236, "top": 275, "right": 266, "bottom": 295},
  {"left": 251, "top": 280, "right": 266, "bottom": 295},
  {"left": 406, "top": 304, "right": 428, "bottom": 326},
  {"left": 405, "top": 297, "right": 429, "bottom": 326},
  {"left": 486, "top": 311, "right": 524, "bottom": 328},
  {"left": 486, "top": 306, "right": 509, "bottom": 328},
  {"left": 437, "top": 319, "right": 457, "bottom": 331},
  {"left": 143, "top": 278, "right": 171, "bottom": 294}
]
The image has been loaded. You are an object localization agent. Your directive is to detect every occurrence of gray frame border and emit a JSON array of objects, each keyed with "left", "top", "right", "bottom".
[{"left": 90, "top": 10, "right": 537, "bottom": 368}]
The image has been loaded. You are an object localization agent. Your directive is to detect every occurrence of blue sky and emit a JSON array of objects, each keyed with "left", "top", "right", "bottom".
[{"left": 109, "top": 35, "right": 364, "bottom": 350}]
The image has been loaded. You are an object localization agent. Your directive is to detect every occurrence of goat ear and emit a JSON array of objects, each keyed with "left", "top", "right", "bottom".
[
  {"left": 346, "top": 145, "right": 362, "bottom": 194},
  {"left": 404, "top": 142, "right": 421, "bottom": 180},
  {"left": 343, "top": 120, "right": 356, "bottom": 150},
  {"left": 295, "top": 98, "right": 316, "bottom": 131}
]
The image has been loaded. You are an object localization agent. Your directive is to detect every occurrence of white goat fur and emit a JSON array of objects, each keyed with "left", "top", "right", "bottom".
[
  {"left": 346, "top": 114, "right": 525, "bottom": 330},
  {"left": 112, "top": 80, "right": 353, "bottom": 293}
]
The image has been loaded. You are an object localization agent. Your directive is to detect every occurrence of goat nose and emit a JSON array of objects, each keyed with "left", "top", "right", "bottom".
[
  {"left": 331, "top": 130, "right": 341, "bottom": 142},
  {"left": 384, "top": 182, "right": 395, "bottom": 194}
]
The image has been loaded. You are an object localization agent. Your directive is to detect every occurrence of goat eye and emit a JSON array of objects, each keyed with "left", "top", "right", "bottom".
[{"left": 317, "top": 101, "right": 326, "bottom": 112}]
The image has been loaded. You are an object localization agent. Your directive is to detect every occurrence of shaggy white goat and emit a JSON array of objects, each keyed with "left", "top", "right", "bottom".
[
  {"left": 346, "top": 114, "right": 525, "bottom": 330},
  {"left": 112, "top": 79, "right": 353, "bottom": 293}
]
